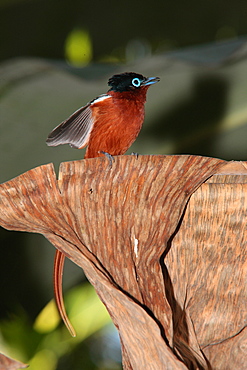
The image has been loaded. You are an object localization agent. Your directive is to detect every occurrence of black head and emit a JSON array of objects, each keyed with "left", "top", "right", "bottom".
[{"left": 108, "top": 72, "right": 160, "bottom": 92}]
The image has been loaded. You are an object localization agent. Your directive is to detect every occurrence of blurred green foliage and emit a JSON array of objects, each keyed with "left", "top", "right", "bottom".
[
  {"left": 0, "top": 282, "right": 119, "bottom": 370},
  {"left": 64, "top": 29, "right": 93, "bottom": 66}
]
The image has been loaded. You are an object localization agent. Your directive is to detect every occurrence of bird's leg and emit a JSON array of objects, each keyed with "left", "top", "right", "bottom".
[
  {"left": 99, "top": 151, "right": 115, "bottom": 168},
  {"left": 131, "top": 152, "right": 139, "bottom": 159}
]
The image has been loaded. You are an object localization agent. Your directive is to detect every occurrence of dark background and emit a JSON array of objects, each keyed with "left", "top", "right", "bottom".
[
  {"left": 1, "top": 0, "right": 247, "bottom": 62},
  {"left": 1, "top": 1, "right": 247, "bottom": 369}
]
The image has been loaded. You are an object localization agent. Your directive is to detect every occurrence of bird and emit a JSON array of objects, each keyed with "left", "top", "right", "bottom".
[{"left": 46, "top": 71, "right": 160, "bottom": 336}]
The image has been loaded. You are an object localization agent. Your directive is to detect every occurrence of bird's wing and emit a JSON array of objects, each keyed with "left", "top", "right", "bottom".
[
  {"left": 46, "top": 94, "right": 111, "bottom": 149},
  {"left": 46, "top": 93, "right": 106, "bottom": 149},
  {"left": 46, "top": 102, "right": 94, "bottom": 148}
]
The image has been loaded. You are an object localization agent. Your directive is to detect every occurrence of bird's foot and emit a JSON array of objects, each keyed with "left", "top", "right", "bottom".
[
  {"left": 131, "top": 152, "right": 139, "bottom": 159},
  {"left": 99, "top": 151, "right": 115, "bottom": 168}
]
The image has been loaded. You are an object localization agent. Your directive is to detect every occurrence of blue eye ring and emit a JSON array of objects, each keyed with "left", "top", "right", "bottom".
[{"left": 132, "top": 78, "right": 141, "bottom": 87}]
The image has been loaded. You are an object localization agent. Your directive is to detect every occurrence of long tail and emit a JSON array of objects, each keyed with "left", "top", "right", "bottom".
[
  {"left": 53, "top": 250, "right": 76, "bottom": 337},
  {"left": 53, "top": 151, "right": 108, "bottom": 336}
]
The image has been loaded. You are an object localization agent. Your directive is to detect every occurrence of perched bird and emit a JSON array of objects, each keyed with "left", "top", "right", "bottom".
[{"left": 46, "top": 72, "right": 160, "bottom": 336}]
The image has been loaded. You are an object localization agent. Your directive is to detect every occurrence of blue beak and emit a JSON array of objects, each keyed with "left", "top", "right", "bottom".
[{"left": 141, "top": 76, "right": 160, "bottom": 86}]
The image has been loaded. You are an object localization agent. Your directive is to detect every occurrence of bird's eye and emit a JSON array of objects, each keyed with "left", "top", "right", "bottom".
[{"left": 132, "top": 78, "right": 141, "bottom": 87}]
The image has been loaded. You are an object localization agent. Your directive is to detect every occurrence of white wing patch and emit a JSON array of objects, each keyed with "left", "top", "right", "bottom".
[{"left": 91, "top": 94, "right": 111, "bottom": 104}]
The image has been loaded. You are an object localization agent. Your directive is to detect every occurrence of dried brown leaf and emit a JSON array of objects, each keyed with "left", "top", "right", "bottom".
[{"left": 1, "top": 155, "right": 245, "bottom": 369}]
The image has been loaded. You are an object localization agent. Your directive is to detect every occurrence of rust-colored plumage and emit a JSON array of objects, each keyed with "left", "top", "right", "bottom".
[
  {"left": 46, "top": 72, "right": 160, "bottom": 335},
  {"left": 85, "top": 89, "right": 147, "bottom": 158}
]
